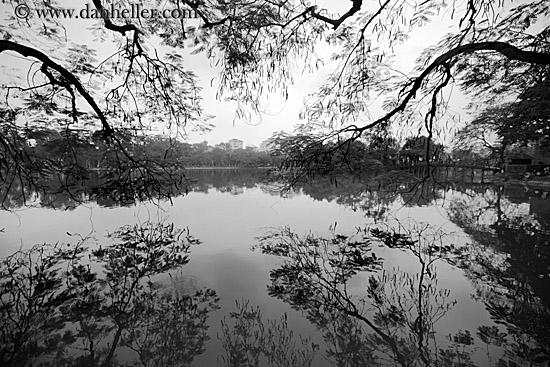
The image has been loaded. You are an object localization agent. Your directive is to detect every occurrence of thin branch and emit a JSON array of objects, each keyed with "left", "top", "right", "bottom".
[
  {"left": 180, "top": 0, "right": 229, "bottom": 29},
  {"left": 330, "top": 0, "right": 392, "bottom": 93},
  {"left": 355, "top": 41, "right": 550, "bottom": 135},
  {"left": 0, "top": 40, "right": 112, "bottom": 134},
  {"left": 90, "top": 0, "right": 143, "bottom": 54},
  {"left": 311, "top": 0, "right": 363, "bottom": 29}
]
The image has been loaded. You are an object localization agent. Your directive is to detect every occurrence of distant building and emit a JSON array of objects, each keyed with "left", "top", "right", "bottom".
[
  {"left": 228, "top": 138, "right": 243, "bottom": 150},
  {"left": 259, "top": 138, "right": 276, "bottom": 152},
  {"left": 505, "top": 143, "right": 550, "bottom": 175}
]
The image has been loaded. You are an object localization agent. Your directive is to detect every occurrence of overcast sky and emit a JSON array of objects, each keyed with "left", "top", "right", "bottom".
[
  {"left": 1, "top": 0, "right": 473, "bottom": 147},
  {"left": 179, "top": 1, "right": 466, "bottom": 147}
]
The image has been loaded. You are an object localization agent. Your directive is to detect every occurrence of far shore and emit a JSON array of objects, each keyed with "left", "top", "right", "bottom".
[
  {"left": 184, "top": 166, "right": 272, "bottom": 170},
  {"left": 521, "top": 177, "right": 550, "bottom": 189}
]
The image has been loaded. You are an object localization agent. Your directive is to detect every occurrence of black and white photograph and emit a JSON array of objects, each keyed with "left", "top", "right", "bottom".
[{"left": 1, "top": 0, "right": 549, "bottom": 366}]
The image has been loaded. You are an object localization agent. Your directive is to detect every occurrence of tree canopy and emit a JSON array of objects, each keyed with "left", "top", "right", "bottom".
[
  {"left": 1, "top": 0, "right": 550, "bottom": 199},
  {"left": 454, "top": 71, "right": 550, "bottom": 166}
]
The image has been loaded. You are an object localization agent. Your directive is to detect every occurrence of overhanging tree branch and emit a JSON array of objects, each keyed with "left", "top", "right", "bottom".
[
  {"left": 289, "top": 41, "right": 549, "bottom": 178},
  {"left": 353, "top": 41, "right": 550, "bottom": 135},
  {"left": 90, "top": 0, "right": 143, "bottom": 54},
  {"left": 179, "top": 0, "right": 230, "bottom": 29},
  {"left": 0, "top": 40, "right": 112, "bottom": 135},
  {"left": 310, "top": 0, "right": 363, "bottom": 29}
]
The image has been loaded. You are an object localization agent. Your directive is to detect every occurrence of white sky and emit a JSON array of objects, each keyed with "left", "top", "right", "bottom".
[
  {"left": 185, "top": 0, "right": 473, "bottom": 147},
  {"left": 0, "top": 0, "right": 481, "bottom": 147}
]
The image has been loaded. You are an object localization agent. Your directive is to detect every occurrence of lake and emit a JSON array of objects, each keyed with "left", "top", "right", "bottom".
[{"left": 1, "top": 168, "right": 549, "bottom": 367}]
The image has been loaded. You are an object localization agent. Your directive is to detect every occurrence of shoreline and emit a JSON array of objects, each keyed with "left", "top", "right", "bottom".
[
  {"left": 518, "top": 177, "right": 550, "bottom": 189},
  {"left": 184, "top": 166, "right": 272, "bottom": 170}
]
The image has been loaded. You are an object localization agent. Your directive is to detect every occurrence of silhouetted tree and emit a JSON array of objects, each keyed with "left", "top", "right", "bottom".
[
  {"left": 254, "top": 222, "right": 466, "bottom": 366},
  {"left": 0, "top": 222, "right": 219, "bottom": 367},
  {"left": 2, "top": 0, "right": 550, "bottom": 199}
]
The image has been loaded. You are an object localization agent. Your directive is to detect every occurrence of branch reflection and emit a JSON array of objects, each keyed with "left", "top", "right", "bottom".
[{"left": 0, "top": 222, "right": 219, "bottom": 367}]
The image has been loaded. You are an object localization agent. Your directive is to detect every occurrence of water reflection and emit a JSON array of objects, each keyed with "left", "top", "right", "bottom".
[
  {"left": 0, "top": 222, "right": 219, "bottom": 367},
  {"left": 254, "top": 216, "right": 549, "bottom": 366},
  {"left": 0, "top": 169, "right": 269, "bottom": 210},
  {"left": 1, "top": 170, "right": 549, "bottom": 366},
  {"left": 218, "top": 300, "right": 318, "bottom": 367},
  {"left": 447, "top": 188, "right": 550, "bottom": 366},
  {"left": 254, "top": 224, "right": 461, "bottom": 366},
  {"left": 0, "top": 169, "right": 194, "bottom": 210}
]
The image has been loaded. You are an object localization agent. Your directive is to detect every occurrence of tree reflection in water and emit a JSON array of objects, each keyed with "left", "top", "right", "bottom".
[
  {"left": 218, "top": 300, "right": 318, "bottom": 367},
  {"left": 0, "top": 222, "right": 219, "bottom": 367},
  {"left": 2, "top": 171, "right": 549, "bottom": 367},
  {"left": 448, "top": 187, "right": 550, "bottom": 366},
  {"left": 254, "top": 223, "right": 449, "bottom": 366},
  {"left": 253, "top": 216, "right": 550, "bottom": 367}
]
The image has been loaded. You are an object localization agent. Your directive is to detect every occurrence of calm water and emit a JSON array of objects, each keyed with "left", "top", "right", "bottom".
[{"left": 1, "top": 169, "right": 549, "bottom": 366}]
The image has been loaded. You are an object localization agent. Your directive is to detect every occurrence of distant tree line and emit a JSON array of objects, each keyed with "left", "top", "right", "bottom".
[
  {"left": 177, "top": 141, "right": 275, "bottom": 167},
  {"left": 1, "top": 125, "right": 278, "bottom": 208},
  {"left": 20, "top": 128, "right": 277, "bottom": 170},
  {"left": 268, "top": 131, "right": 447, "bottom": 182},
  {"left": 22, "top": 127, "right": 451, "bottom": 173},
  {"left": 453, "top": 76, "right": 550, "bottom": 168}
]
